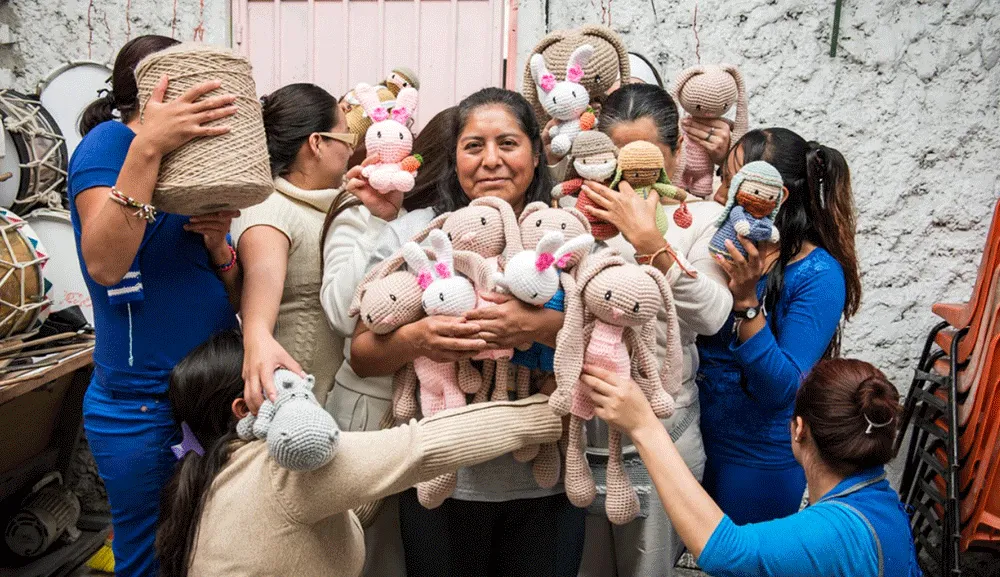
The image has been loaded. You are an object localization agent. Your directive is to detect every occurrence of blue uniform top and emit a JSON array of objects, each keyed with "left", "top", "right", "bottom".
[
  {"left": 697, "top": 247, "right": 846, "bottom": 469},
  {"left": 68, "top": 121, "right": 238, "bottom": 394},
  {"left": 699, "top": 466, "right": 922, "bottom": 577},
  {"left": 511, "top": 288, "right": 565, "bottom": 372}
]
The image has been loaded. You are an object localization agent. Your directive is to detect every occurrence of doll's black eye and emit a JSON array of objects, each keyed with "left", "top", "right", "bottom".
[
  {"left": 283, "top": 381, "right": 293, "bottom": 389},
  {"left": 572, "top": 91, "right": 577, "bottom": 98},
  {"left": 390, "top": 294, "right": 397, "bottom": 302},
  {"left": 377, "top": 131, "right": 382, "bottom": 138},
  {"left": 632, "top": 302, "right": 640, "bottom": 313},
  {"left": 399, "top": 133, "right": 404, "bottom": 140},
  {"left": 447, "top": 232, "right": 453, "bottom": 241},
  {"left": 536, "top": 219, "right": 542, "bottom": 227},
  {"left": 595, "top": 74, "right": 601, "bottom": 84},
  {"left": 696, "top": 104, "right": 702, "bottom": 110},
  {"left": 604, "top": 290, "right": 612, "bottom": 301},
  {"left": 561, "top": 223, "right": 567, "bottom": 229},
  {"left": 438, "top": 293, "right": 445, "bottom": 302},
  {"left": 552, "top": 97, "right": 557, "bottom": 105},
  {"left": 481, "top": 217, "right": 487, "bottom": 226}
]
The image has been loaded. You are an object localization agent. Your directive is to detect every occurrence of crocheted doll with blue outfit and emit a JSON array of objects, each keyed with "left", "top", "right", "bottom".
[
  {"left": 709, "top": 160, "right": 786, "bottom": 259},
  {"left": 237, "top": 369, "right": 341, "bottom": 471}
]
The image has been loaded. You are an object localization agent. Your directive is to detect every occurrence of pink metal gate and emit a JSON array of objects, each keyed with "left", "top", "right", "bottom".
[{"left": 231, "top": 0, "right": 515, "bottom": 129}]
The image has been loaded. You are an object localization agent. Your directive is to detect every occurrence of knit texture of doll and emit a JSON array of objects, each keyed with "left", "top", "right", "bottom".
[
  {"left": 552, "top": 131, "right": 620, "bottom": 240},
  {"left": 386, "top": 66, "right": 420, "bottom": 96},
  {"left": 612, "top": 141, "right": 689, "bottom": 235},
  {"left": 672, "top": 64, "right": 748, "bottom": 198},
  {"left": 710, "top": 160, "right": 784, "bottom": 259},
  {"left": 237, "top": 369, "right": 341, "bottom": 471},
  {"left": 345, "top": 84, "right": 396, "bottom": 136}
]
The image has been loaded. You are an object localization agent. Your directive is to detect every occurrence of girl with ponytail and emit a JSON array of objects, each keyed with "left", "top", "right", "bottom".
[
  {"left": 582, "top": 358, "right": 919, "bottom": 577},
  {"left": 696, "top": 127, "right": 862, "bottom": 524},
  {"left": 155, "top": 330, "right": 562, "bottom": 576}
]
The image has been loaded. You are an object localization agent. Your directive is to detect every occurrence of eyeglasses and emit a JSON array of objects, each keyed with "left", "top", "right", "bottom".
[{"left": 316, "top": 131, "right": 358, "bottom": 150}]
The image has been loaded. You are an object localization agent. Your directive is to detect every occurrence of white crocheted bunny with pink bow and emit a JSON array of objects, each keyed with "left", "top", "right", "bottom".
[
  {"left": 530, "top": 44, "right": 597, "bottom": 158},
  {"left": 355, "top": 83, "right": 422, "bottom": 194}
]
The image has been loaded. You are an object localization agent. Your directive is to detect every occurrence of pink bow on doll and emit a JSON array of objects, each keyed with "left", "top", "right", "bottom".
[{"left": 392, "top": 106, "right": 412, "bottom": 124}]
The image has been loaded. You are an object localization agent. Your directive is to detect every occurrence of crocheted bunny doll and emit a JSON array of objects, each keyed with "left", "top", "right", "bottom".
[
  {"left": 530, "top": 44, "right": 598, "bottom": 158},
  {"left": 402, "top": 229, "right": 495, "bottom": 508},
  {"left": 553, "top": 250, "right": 683, "bottom": 525},
  {"left": 236, "top": 369, "right": 341, "bottom": 471},
  {"left": 611, "top": 141, "right": 691, "bottom": 235},
  {"left": 354, "top": 83, "right": 423, "bottom": 194},
  {"left": 522, "top": 25, "right": 631, "bottom": 123},
  {"left": 672, "top": 64, "right": 748, "bottom": 198},
  {"left": 551, "top": 131, "right": 620, "bottom": 240},
  {"left": 496, "top": 231, "right": 595, "bottom": 306},
  {"left": 710, "top": 160, "right": 785, "bottom": 260},
  {"left": 412, "top": 197, "right": 524, "bottom": 404},
  {"left": 343, "top": 82, "right": 396, "bottom": 137}
]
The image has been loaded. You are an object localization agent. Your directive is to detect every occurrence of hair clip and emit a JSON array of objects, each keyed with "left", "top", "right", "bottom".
[
  {"left": 864, "top": 413, "right": 893, "bottom": 435},
  {"left": 171, "top": 422, "right": 205, "bottom": 459}
]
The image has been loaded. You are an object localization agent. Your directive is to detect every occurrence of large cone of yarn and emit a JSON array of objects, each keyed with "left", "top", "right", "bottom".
[{"left": 135, "top": 44, "right": 272, "bottom": 216}]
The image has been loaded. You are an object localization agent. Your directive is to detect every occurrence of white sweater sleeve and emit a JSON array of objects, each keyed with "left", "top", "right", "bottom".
[
  {"left": 320, "top": 205, "right": 390, "bottom": 338},
  {"left": 666, "top": 204, "right": 734, "bottom": 337}
]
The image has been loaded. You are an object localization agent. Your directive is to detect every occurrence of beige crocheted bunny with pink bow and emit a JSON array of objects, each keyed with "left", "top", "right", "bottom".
[{"left": 553, "top": 249, "right": 683, "bottom": 525}]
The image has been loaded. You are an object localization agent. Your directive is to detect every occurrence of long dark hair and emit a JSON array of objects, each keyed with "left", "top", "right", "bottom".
[
  {"left": 156, "top": 330, "right": 246, "bottom": 577},
  {"left": 79, "top": 35, "right": 180, "bottom": 136},
  {"left": 599, "top": 83, "right": 680, "bottom": 151},
  {"left": 431, "top": 87, "right": 552, "bottom": 215},
  {"left": 735, "top": 128, "right": 861, "bottom": 356},
  {"left": 261, "top": 83, "right": 338, "bottom": 177},
  {"left": 319, "top": 106, "right": 457, "bottom": 260},
  {"left": 795, "top": 358, "right": 901, "bottom": 475}
]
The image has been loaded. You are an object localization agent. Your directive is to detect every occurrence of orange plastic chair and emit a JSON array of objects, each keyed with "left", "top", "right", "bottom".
[
  {"left": 935, "top": 267, "right": 1000, "bottom": 367},
  {"left": 933, "top": 199, "right": 1000, "bottom": 330}
]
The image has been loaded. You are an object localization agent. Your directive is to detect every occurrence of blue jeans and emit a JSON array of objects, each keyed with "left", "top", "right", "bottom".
[
  {"left": 83, "top": 378, "right": 179, "bottom": 577},
  {"left": 701, "top": 457, "right": 806, "bottom": 525}
]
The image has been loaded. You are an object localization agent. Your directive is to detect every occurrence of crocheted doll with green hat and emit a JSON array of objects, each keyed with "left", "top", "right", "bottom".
[
  {"left": 709, "top": 160, "right": 786, "bottom": 259},
  {"left": 611, "top": 141, "right": 690, "bottom": 235}
]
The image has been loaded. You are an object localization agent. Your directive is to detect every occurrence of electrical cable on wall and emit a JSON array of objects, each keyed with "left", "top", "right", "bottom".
[
  {"left": 87, "top": 0, "right": 95, "bottom": 59},
  {"left": 692, "top": 3, "right": 701, "bottom": 64},
  {"left": 172, "top": 0, "right": 179, "bottom": 39},
  {"left": 193, "top": 0, "right": 206, "bottom": 41}
]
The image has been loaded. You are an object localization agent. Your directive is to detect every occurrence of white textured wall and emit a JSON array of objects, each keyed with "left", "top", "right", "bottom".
[
  {"left": 0, "top": 0, "right": 229, "bottom": 92},
  {"left": 522, "top": 0, "right": 1000, "bottom": 387}
]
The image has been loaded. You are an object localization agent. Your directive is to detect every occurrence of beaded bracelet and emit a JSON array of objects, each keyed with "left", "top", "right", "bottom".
[
  {"left": 216, "top": 244, "right": 237, "bottom": 273},
  {"left": 109, "top": 187, "right": 157, "bottom": 223},
  {"left": 634, "top": 243, "right": 698, "bottom": 278}
]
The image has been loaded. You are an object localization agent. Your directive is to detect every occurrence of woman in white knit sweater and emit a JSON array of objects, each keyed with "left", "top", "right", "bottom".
[
  {"left": 573, "top": 83, "right": 734, "bottom": 577},
  {"left": 234, "top": 84, "right": 358, "bottom": 413}
]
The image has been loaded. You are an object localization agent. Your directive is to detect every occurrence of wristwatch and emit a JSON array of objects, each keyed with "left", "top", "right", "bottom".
[{"left": 734, "top": 304, "right": 764, "bottom": 320}]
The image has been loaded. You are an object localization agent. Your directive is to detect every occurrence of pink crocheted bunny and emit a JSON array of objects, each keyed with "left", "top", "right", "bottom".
[
  {"left": 671, "top": 64, "right": 748, "bottom": 198},
  {"left": 401, "top": 229, "right": 495, "bottom": 508},
  {"left": 530, "top": 44, "right": 597, "bottom": 158},
  {"left": 553, "top": 250, "right": 683, "bottom": 525},
  {"left": 412, "top": 197, "right": 525, "bottom": 404},
  {"left": 354, "top": 83, "right": 422, "bottom": 194}
]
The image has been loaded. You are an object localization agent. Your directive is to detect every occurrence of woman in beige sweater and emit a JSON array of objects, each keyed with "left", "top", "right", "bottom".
[
  {"left": 155, "top": 330, "right": 562, "bottom": 577},
  {"left": 234, "top": 84, "right": 357, "bottom": 413}
]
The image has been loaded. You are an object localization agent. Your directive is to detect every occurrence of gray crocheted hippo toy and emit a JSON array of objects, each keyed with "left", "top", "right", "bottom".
[{"left": 236, "top": 369, "right": 341, "bottom": 471}]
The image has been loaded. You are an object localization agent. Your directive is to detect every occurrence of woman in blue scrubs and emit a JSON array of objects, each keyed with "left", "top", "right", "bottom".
[
  {"left": 69, "top": 35, "right": 242, "bottom": 576},
  {"left": 583, "top": 358, "right": 921, "bottom": 577}
]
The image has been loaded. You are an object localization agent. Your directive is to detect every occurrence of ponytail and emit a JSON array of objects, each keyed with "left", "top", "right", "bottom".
[
  {"left": 79, "top": 90, "right": 118, "bottom": 136},
  {"left": 156, "top": 329, "right": 246, "bottom": 576},
  {"left": 156, "top": 433, "right": 241, "bottom": 577},
  {"left": 737, "top": 128, "right": 862, "bottom": 358}
]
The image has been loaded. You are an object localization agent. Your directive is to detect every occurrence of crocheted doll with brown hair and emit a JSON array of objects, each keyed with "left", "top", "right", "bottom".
[
  {"left": 671, "top": 64, "right": 748, "bottom": 198},
  {"left": 529, "top": 44, "right": 598, "bottom": 158},
  {"left": 522, "top": 25, "right": 630, "bottom": 124},
  {"left": 552, "top": 250, "right": 683, "bottom": 525},
  {"left": 550, "top": 130, "right": 620, "bottom": 240},
  {"left": 709, "top": 160, "right": 785, "bottom": 259},
  {"left": 385, "top": 66, "right": 420, "bottom": 96},
  {"left": 611, "top": 141, "right": 690, "bottom": 235}
]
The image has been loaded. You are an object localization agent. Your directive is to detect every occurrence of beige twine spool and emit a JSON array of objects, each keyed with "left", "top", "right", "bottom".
[{"left": 135, "top": 44, "right": 272, "bottom": 216}]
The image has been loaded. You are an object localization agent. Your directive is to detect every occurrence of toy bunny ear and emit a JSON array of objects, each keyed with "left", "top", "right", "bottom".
[
  {"left": 517, "top": 201, "right": 548, "bottom": 226},
  {"left": 427, "top": 229, "right": 455, "bottom": 276},
  {"left": 349, "top": 252, "right": 407, "bottom": 316},
  {"left": 395, "top": 87, "right": 419, "bottom": 115},
  {"left": 721, "top": 64, "right": 747, "bottom": 142},
  {"left": 554, "top": 233, "right": 595, "bottom": 270},
  {"left": 552, "top": 270, "right": 586, "bottom": 415},
  {"left": 536, "top": 231, "right": 566, "bottom": 256},
  {"left": 401, "top": 241, "right": 435, "bottom": 289},
  {"left": 469, "top": 197, "right": 523, "bottom": 263},
  {"left": 354, "top": 83, "right": 382, "bottom": 116},
  {"left": 670, "top": 65, "right": 705, "bottom": 102},
  {"left": 530, "top": 54, "right": 555, "bottom": 94},
  {"left": 453, "top": 250, "right": 494, "bottom": 292},
  {"left": 563, "top": 206, "right": 592, "bottom": 234},
  {"left": 565, "top": 44, "right": 595, "bottom": 82},
  {"left": 410, "top": 212, "right": 452, "bottom": 244},
  {"left": 643, "top": 265, "right": 684, "bottom": 395}
]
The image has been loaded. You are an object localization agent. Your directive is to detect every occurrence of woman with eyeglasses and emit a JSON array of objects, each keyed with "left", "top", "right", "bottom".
[{"left": 234, "top": 83, "right": 360, "bottom": 415}]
